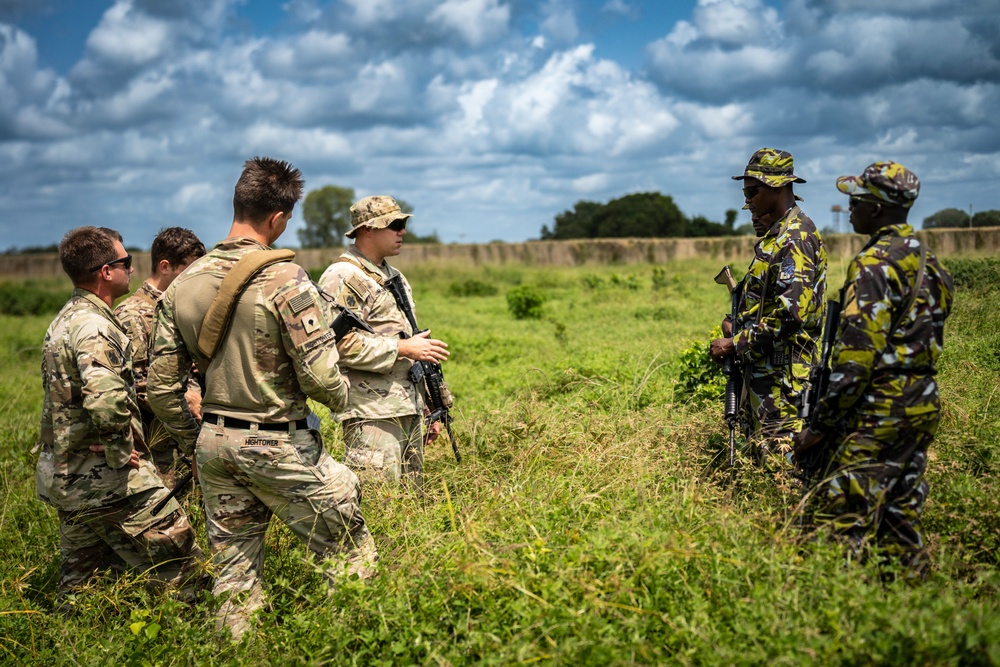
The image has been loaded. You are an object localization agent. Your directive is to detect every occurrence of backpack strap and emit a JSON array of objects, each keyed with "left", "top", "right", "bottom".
[{"left": 197, "top": 249, "right": 296, "bottom": 359}]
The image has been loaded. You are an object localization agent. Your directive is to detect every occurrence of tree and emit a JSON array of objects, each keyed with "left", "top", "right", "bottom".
[
  {"left": 297, "top": 185, "right": 355, "bottom": 248},
  {"left": 972, "top": 210, "right": 1000, "bottom": 227},
  {"left": 923, "top": 208, "right": 969, "bottom": 229},
  {"left": 540, "top": 192, "right": 736, "bottom": 239}
]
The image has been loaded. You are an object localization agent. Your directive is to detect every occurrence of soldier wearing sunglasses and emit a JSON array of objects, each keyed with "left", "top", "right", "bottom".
[
  {"left": 319, "top": 195, "right": 450, "bottom": 488},
  {"left": 709, "top": 148, "right": 827, "bottom": 464}
]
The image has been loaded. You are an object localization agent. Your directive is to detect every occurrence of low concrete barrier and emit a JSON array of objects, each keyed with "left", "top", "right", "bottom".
[{"left": 3, "top": 227, "right": 998, "bottom": 278}]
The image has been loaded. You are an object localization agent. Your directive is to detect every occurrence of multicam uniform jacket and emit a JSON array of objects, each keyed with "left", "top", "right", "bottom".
[
  {"left": 147, "top": 237, "right": 348, "bottom": 451},
  {"left": 811, "top": 224, "right": 953, "bottom": 433},
  {"left": 114, "top": 281, "right": 162, "bottom": 412},
  {"left": 318, "top": 245, "right": 424, "bottom": 422},
  {"left": 36, "top": 289, "right": 162, "bottom": 511},
  {"left": 733, "top": 205, "right": 827, "bottom": 435}
]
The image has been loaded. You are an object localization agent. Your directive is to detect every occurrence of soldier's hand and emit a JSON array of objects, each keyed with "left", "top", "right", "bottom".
[
  {"left": 89, "top": 444, "right": 142, "bottom": 469},
  {"left": 425, "top": 420, "right": 442, "bottom": 444},
  {"left": 398, "top": 330, "right": 450, "bottom": 363},
  {"left": 721, "top": 316, "right": 733, "bottom": 337},
  {"left": 792, "top": 427, "right": 823, "bottom": 456},
  {"left": 185, "top": 389, "right": 203, "bottom": 422},
  {"left": 709, "top": 337, "right": 735, "bottom": 363}
]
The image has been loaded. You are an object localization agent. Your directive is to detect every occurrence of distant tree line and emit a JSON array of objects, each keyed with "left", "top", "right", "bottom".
[
  {"left": 923, "top": 208, "right": 1000, "bottom": 229},
  {"left": 540, "top": 192, "right": 739, "bottom": 240},
  {"left": 297, "top": 185, "right": 440, "bottom": 248}
]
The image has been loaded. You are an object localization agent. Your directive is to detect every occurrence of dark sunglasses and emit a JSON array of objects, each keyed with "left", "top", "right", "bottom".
[
  {"left": 742, "top": 184, "right": 763, "bottom": 199},
  {"left": 90, "top": 254, "right": 133, "bottom": 273},
  {"left": 387, "top": 218, "right": 407, "bottom": 232}
]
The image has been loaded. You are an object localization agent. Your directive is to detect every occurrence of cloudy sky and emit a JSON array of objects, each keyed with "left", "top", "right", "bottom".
[{"left": 2, "top": 0, "right": 998, "bottom": 249}]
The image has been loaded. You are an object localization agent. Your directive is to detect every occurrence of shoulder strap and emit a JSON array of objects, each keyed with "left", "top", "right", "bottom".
[
  {"left": 888, "top": 243, "right": 927, "bottom": 338},
  {"left": 334, "top": 255, "right": 393, "bottom": 287},
  {"left": 197, "top": 249, "right": 296, "bottom": 359}
]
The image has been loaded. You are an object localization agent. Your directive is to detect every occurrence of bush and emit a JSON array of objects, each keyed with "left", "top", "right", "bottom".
[
  {"left": 676, "top": 327, "right": 726, "bottom": 402},
  {"left": 506, "top": 285, "right": 545, "bottom": 319},
  {"left": 447, "top": 279, "right": 499, "bottom": 297},
  {"left": 0, "top": 282, "right": 70, "bottom": 316},
  {"left": 943, "top": 256, "right": 1000, "bottom": 291}
]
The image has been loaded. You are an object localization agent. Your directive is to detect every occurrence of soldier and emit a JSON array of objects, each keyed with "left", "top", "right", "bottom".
[
  {"left": 318, "top": 195, "right": 450, "bottom": 487},
  {"left": 147, "top": 157, "right": 376, "bottom": 641},
  {"left": 710, "top": 148, "right": 827, "bottom": 461},
  {"left": 793, "top": 162, "right": 953, "bottom": 576},
  {"left": 114, "top": 227, "right": 206, "bottom": 486},
  {"left": 35, "top": 226, "right": 205, "bottom": 610}
]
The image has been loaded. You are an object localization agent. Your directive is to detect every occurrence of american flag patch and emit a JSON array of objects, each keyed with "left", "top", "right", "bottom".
[{"left": 288, "top": 290, "right": 314, "bottom": 314}]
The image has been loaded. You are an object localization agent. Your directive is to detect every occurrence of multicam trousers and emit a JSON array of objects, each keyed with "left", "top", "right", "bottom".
[
  {"left": 57, "top": 486, "right": 206, "bottom": 596},
  {"left": 808, "top": 412, "right": 937, "bottom": 568},
  {"left": 742, "top": 353, "right": 810, "bottom": 460},
  {"left": 196, "top": 416, "right": 375, "bottom": 640},
  {"left": 342, "top": 415, "right": 424, "bottom": 486}
]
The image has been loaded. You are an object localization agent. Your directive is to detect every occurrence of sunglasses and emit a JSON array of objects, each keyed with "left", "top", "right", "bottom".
[
  {"left": 387, "top": 218, "right": 407, "bottom": 232},
  {"left": 742, "top": 184, "right": 763, "bottom": 199},
  {"left": 90, "top": 254, "right": 133, "bottom": 273}
]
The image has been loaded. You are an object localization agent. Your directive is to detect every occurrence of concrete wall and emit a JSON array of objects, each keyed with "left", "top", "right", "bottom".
[{"left": 3, "top": 227, "right": 998, "bottom": 278}]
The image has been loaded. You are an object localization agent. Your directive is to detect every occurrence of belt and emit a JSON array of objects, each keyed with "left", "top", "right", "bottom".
[{"left": 203, "top": 413, "right": 308, "bottom": 432}]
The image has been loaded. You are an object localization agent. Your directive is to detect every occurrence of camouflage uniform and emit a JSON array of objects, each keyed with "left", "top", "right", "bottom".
[
  {"left": 319, "top": 244, "right": 426, "bottom": 485},
  {"left": 733, "top": 206, "right": 827, "bottom": 450},
  {"left": 808, "top": 163, "right": 953, "bottom": 569},
  {"left": 36, "top": 289, "right": 204, "bottom": 597},
  {"left": 115, "top": 280, "right": 197, "bottom": 485},
  {"left": 730, "top": 148, "right": 828, "bottom": 457},
  {"left": 148, "top": 237, "right": 375, "bottom": 640}
]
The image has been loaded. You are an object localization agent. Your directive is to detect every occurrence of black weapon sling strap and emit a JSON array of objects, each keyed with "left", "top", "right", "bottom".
[
  {"left": 197, "top": 249, "right": 296, "bottom": 359},
  {"left": 333, "top": 255, "right": 418, "bottom": 329}
]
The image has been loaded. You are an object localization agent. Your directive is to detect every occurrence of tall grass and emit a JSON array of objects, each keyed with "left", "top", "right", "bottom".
[{"left": 1, "top": 256, "right": 998, "bottom": 665}]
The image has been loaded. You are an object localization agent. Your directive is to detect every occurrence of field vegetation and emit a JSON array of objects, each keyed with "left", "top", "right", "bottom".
[{"left": 1, "top": 253, "right": 998, "bottom": 665}]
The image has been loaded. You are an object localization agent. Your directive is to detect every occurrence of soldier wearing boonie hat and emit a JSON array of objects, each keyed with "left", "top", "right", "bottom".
[
  {"left": 320, "top": 195, "right": 450, "bottom": 488},
  {"left": 710, "top": 148, "right": 827, "bottom": 466},
  {"left": 794, "top": 160, "right": 953, "bottom": 577}
]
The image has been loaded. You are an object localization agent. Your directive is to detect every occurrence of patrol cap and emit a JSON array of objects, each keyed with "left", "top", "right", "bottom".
[
  {"left": 835, "top": 161, "right": 920, "bottom": 208},
  {"left": 732, "top": 148, "right": 807, "bottom": 187},
  {"left": 346, "top": 195, "right": 411, "bottom": 239}
]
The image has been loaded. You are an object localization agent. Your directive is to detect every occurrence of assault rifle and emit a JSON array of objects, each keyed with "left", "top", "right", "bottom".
[
  {"left": 797, "top": 298, "right": 842, "bottom": 480},
  {"left": 152, "top": 456, "right": 193, "bottom": 515},
  {"left": 331, "top": 304, "right": 377, "bottom": 341},
  {"left": 714, "top": 265, "right": 741, "bottom": 467},
  {"left": 383, "top": 274, "right": 461, "bottom": 463}
]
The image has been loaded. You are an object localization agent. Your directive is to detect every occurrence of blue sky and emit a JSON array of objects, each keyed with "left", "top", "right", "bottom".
[{"left": 1, "top": 0, "right": 998, "bottom": 249}]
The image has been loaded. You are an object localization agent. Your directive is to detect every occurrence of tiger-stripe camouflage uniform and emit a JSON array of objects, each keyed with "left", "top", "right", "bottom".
[
  {"left": 115, "top": 280, "right": 196, "bottom": 485},
  {"left": 805, "top": 162, "right": 953, "bottom": 573},
  {"left": 728, "top": 149, "right": 827, "bottom": 456},
  {"left": 37, "top": 287, "right": 205, "bottom": 601},
  {"left": 320, "top": 244, "right": 425, "bottom": 485}
]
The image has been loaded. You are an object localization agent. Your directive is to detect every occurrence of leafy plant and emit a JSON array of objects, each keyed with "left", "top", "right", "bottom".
[
  {"left": 447, "top": 279, "right": 499, "bottom": 297},
  {"left": 506, "top": 285, "right": 545, "bottom": 319},
  {"left": 676, "top": 326, "right": 726, "bottom": 402}
]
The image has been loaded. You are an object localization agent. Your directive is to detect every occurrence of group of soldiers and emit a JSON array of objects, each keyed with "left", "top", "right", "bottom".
[
  {"left": 35, "top": 157, "right": 449, "bottom": 640},
  {"left": 34, "top": 150, "right": 953, "bottom": 641},
  {"left": 710, "top": 148, "right": 954, "bottom": 577}
]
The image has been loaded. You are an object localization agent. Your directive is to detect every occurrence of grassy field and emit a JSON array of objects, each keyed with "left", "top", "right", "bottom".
[{"left": 1, "top": 254, "right": 998, "bottom": 666}]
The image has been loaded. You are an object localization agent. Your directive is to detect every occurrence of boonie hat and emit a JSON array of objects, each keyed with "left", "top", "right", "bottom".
[
  {"left": 346, "top": 195, "right": 411, "bottom": 239},
  {"left": 835, "top": 161, "right": 920, "bottom": 209},
  {"left": 732, "top": 148, "right": 807, "bottom": 187}
]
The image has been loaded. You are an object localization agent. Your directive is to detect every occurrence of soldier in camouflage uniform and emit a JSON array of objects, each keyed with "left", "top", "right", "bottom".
[
  {"left": 148, "top": 158, "right": 377, "bottom": 642},
  {"left": 318, "top": 195, "right": 450, "bottom": 487},
  {"left": 114, "top": 227, "right": 205, "bottom": 486},
  {"left": 35, "top": 226, "right": 205, "bottom": 608},
  {"left": 711, "top": 148, "right": 827, "bottom": 460},
  {"left": 794, "top": 162, "right": 953, "bottom": 575}
]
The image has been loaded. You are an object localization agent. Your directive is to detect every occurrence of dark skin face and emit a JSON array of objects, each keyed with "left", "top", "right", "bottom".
[
  {"left": 742, "top": 178, "right": 792, "bottom": 236},
  {"left": 848, "top": 196, "right": 908, "bottom": 235}
]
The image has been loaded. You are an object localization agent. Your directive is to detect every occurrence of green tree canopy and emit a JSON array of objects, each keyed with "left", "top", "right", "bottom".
[
  {"left": 541, "top": 192, "right": 735, "bottom": 239},
  {"left": 923, "top": 208, "right": 970, "bottom": 229},
  {"left": 972, "top": 210, "right": 1000, "bottom": 227},
  {"left": 297, "top": 185, "right": 355, "bottom": 248}
]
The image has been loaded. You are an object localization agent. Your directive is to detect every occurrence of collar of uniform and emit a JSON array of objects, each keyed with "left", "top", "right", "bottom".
[
  {"left": 870, "top": 222, "right": 914, "bottom": 241},
  {"left": 214, "top": 236, "right": 270, "bottom": 252},
  {"left": 346, "top": 243, "right": 398, "bottom": 281},
  {"left": 763, "top": 204, "right": 800, "bottom": 239},
  {"left": 73, "top": 287, "right": 118, "bottom": 322},
  {"left": 140, "top": 280, "right": 163, "bottom": 299}
]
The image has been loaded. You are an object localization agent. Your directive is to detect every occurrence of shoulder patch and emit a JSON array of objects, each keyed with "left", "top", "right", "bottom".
[
  {"left": 779, "top": 256, "right": 795, "bottom": 282},
  {"left": 288, "top": 290, "right": 315, "bottom": 315},
  {"left": 343, "top": 272, "right": 373, "bottom": 303}
]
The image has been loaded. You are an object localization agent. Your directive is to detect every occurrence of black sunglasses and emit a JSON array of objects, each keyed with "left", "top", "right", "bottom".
[
  {"left": 90, "top": 254, "right": 133, "bottom": 273},
  {"left": 387, "top": 218, "right": 407, "bottom": 232},
  {"left": 742, "top": 184, "right": 763, "bottom": 199}
]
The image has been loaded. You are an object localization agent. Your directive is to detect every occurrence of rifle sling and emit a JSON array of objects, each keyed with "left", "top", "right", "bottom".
[
  {"left": 888, "top": 243, "right": 927, "bottom": 339},
  {"left": 334, "top": 255, "right": 419, "bottom": 330},
  {"left": 197, "top": 249, "right": 296, "bottom": 359}
]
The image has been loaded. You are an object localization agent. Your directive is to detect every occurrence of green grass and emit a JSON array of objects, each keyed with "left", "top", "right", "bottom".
[{"left": 1, "top": 256, "right": 998, "bottom": 665}]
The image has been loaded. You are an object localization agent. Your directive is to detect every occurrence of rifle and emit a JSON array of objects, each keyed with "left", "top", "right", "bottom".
[
  {"left": 152, "top": 456, "right": 193, "bottom": 515},
  {"left": 331, "top": 304, "right": 376, "bottom": 341},
  {"left": 714, "top": 265, "right": 742, "bottom": 467},
  {"left": 798, "top": 298, "right": 842, "bottom": 480},
  {"left": 383, "top": 274, "right": 461, "bottom": 463}
]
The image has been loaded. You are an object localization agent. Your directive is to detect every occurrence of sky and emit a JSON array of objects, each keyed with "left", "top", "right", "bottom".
[{"left": 1, "top": 0, "right": 998, "bottom": 249}]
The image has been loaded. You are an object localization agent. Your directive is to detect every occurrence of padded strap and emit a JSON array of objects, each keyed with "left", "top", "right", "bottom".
[{"left": 197, "top": 249, "right": 295, "bottom": 359}]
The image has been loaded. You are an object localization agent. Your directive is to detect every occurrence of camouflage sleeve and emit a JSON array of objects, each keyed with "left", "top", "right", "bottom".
[
  {"left": 74, "top": 322, "right": 135, "bottom": 469},
  {"left": 812, "top": 258, "right": 898, "bottom": 433},
  {"left": 147, "top": 295, "right": 201, "bottom": 453},
  {"left": 320, "top": 266, "right": 399, "bottom": 373},
  {"left": 733, "top": 236, "right": 823, "bottom": 359},
  {"left": 272, "top": 266, "right": 349, "bottom": 412},
  {"left": 117, "top": 309, "right": 151, "bottom": 411}
]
